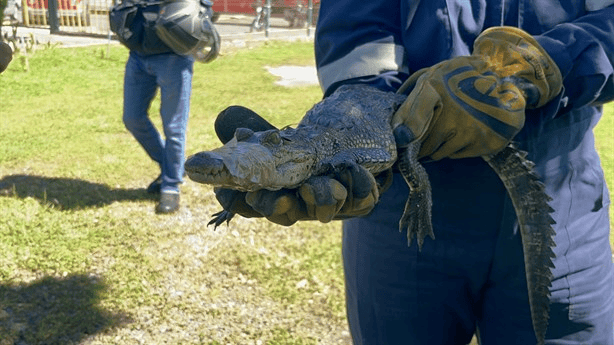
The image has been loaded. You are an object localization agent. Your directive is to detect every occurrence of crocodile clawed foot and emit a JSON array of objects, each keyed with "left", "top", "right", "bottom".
[
  {"left": 208, "top": 209, "right": 235, "bottom": 228},
  {"left": 399, "top": 186, "right": 434, "bottom": 250},
  {"left": 396, "top": 142, "right": 434, "bottom": 251}
]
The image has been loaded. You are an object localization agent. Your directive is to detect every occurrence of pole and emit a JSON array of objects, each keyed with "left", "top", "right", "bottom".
[
  {"left": 264, "top": 0, "right": 271, "bottom": 38},
  {"left": 47, "top": 0, "right": 60, "bottom": 33},
  {"left": 107, "top": 0, "right": 118, "bottom": 58},
  {"left": 307, "top": 0, "right": 313, "bottom": 36}
]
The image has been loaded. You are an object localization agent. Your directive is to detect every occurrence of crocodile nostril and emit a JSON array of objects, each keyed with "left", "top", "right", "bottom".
[
  {"left": 185, "top": 152, "right": 225, "bottom": 174},
  {"left": 235, "top": 128, "right": 254, "bottom": 141}
]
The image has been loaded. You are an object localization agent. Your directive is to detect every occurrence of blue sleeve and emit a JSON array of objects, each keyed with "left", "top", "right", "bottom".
[
  {"left": 315, "top": 0, "right": 407, "bottom": 96},
  {"left": 535, "top": 5, "right": 614, "bottom": 112}
]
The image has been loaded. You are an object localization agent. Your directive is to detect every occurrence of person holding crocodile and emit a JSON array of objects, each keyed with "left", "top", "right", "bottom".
[{"left": 208, "top": 1, "right": 614, "bottom": 344}]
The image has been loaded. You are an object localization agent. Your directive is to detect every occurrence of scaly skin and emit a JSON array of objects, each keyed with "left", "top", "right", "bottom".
[
  {"left": 185, "top": 85, "right": 402, "bottom": 191},
  {"left": 484, "top": 146, "right": 556, "bottom": 345},
  {"left": 185, "top": 84, "right": 556, "bottom": 345}
]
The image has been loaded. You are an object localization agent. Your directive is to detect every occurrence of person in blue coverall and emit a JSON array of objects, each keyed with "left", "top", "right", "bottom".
[
  {"left": 214, "top": 0, "right": 614, "bottom": 343},
  {"left": 314, "top": 1, "right": 614, "bottom": 344}
]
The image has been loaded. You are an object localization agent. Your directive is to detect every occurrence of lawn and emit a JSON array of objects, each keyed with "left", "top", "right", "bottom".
[
  {"left": 0, "top": 40, "right": 612, "bottom": 345},
  {"left": 1, "top": 41, "right": 348, "bottom": 345}
]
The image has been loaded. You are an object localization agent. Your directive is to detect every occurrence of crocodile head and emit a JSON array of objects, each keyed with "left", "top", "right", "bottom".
[{"left": 185, "top": 127, "right": 317, "bottom": 192}]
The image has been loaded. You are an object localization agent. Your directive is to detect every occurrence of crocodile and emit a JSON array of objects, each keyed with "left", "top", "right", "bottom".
[{"left": 184, "top": 84, "right": 556, "bottom": 345}]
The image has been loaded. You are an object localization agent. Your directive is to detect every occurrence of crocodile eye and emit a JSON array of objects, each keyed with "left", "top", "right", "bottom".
[
  {"left": 235, "top": 128, "right": 254, "bottom": 142},
  {"left": 265, "top": 131, "right": 282, "bottom": 145}
]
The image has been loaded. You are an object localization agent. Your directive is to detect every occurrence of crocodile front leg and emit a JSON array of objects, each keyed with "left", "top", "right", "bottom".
[
  {"left": 397, "top": 140, "right": 434, "bottom": 250},
  {"left": 209, "top": 209, "right": 235, "bottom": 228}
]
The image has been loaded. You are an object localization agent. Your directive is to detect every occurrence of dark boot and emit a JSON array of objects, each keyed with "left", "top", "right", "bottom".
[
  {"left": 155, "top": 191, "right": 180, "bottom": 214},
  {"left": 146, "top": 175, "right": 162, "bottom": 194}
]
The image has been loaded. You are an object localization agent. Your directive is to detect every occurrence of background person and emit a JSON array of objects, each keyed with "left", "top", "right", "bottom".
[
  {"left": 123, "top": 47, "right": 193, "bottom": 214},
  {"left": 115, "top": 0, "right": 219, "bottom": 214}
]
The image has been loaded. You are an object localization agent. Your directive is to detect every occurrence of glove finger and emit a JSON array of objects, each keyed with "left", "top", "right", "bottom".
[
  {"left": 335, "top": 163, "right": 379, "bottom": 216},
  {"left": 422, "top": 132, "right": 459, "bottom": 161},
  {"left": 265, "top": 198, "right": 317, "bottom": 226},
  {"left": 335, "top": 162, "right": 377, "bottom": 200},
  {"left": 446, "top": 139, "right": 509, "bottom": 160},
  {"left": 299, "top": 176, "right": 347, "bottom": 223},
  {"left": 430, "top": 144, "right": 465, "bottom": 161},
  {"left": 417, "top": 117, "right": 459, "bottom": 159},
  {"left": 244, "top": 189, "right": 307, "bottom": 226},
  {"left": 214, "top": 188, "right": 262, "bottom": 218},
  {"left": 265, "top": 212, "right": 301, "bottom": 226},
  {"left": 392, "top": 77, "right": 442, "bottom": 142},
  {"left": 340, "top": 193, "right": 377, "bottom": 217},
  {"left": 397, "top": 67, "right": 430, "bottom": 95},
  {"left": 422, "top": 125, "right": 487, "bottom": 161},
  {"left": 245, "top": 189, "right": 297, "bottom": 218}
]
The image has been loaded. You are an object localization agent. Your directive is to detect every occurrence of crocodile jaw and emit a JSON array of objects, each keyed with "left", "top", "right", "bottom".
[{"left": 185, "top": 139, "right": 315, "bottom": 192}]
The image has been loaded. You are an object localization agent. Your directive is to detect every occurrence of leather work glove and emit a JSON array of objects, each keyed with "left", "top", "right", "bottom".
[
  {"left": 392, "top": 26, "right": 563, "bottom": 160},
  {"left": 212, "top": 106, "right": 393, "bottom": 226},
  {"left": 215, "top": 163, "right": 390, "bottom": 226}
]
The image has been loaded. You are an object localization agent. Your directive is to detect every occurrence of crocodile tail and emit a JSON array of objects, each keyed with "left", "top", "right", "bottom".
[{"left": 484, "top": 144, "right": 556, "bottom": 345}]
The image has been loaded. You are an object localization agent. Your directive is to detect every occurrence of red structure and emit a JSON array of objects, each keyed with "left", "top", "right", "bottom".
[
  {"left": 212, "top": 0, "right": 319, "bottom": 17},
  {"left": 211, "top": 0, "right": 256, "bottom": 14},
  {"left": 25, "top": 0, "right": 80, "bottom": 10}
]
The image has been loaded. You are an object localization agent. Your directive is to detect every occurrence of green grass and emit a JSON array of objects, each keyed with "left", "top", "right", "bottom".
[
  {"left": 596, "top": 104, "right": 614, "bottom": 235},
  {"left": 0, "top": 41, "right": 343, "bottom": 345},
  {"left": 0, "top": 41, "right": 612, "bottom": 345}
]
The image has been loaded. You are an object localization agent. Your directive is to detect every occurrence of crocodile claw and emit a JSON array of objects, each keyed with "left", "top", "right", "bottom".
[
  {"left": 396, "top": 138, "right": 434, "bottom": 250},
  {"left": 400, "top": 180, "right": 434, "bottom": 250},
  {"left": 208, "top": 209, "right": 235, "bottom": 228}
]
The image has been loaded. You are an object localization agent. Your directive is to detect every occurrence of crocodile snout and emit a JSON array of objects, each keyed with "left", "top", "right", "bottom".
[
  {"left": 185, "top": 151, "right": 227, "bottom": 182},
  {"left": 184, "top": 141, "right": 281, "bottom": 191}
]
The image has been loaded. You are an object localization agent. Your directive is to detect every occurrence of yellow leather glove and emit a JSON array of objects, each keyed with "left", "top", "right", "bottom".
[
  {"left": 214, "top": 163, "right": 391, "bottom": 226},
  {"left": 212, "top": 105, "right": 392, "bottom": 226},
  {"left": 392, "top": 26, "right": 562, "bottom": 160}
]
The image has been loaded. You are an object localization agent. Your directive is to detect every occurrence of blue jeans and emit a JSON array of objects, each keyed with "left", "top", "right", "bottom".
[
  {"left": 123, "top": 51, "right": 194, "bottom": 193},
  {"left": 343, "top": 108, "right": 613, "bottom": 344}
]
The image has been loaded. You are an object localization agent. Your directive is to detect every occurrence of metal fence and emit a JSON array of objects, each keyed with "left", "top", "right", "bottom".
[
  {"left": 11, "top": 0, "right": 114, "bottom": 35},
  {"left": 4, "top": 0, "right": 317, "bottom": 38}
]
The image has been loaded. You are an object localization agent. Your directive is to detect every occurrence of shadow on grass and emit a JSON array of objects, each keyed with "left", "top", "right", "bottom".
[
  {"left": 0, "top": 274, "right": 129, "bottom": 344},
  {"left": 0, "top": 174, "right": 156, "bottom": 210}
]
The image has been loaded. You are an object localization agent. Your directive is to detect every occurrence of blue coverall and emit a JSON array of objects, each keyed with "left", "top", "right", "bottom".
[{"left": 314, "top": 1, "right": 614, "bottom": 344}]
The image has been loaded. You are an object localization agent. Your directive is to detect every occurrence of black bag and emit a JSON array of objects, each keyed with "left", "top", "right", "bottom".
[{"left": 109, "top": 0, "right": 173, "bottom": 55}]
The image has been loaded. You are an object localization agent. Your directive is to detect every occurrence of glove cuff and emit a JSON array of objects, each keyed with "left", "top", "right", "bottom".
[{"left": 473, "top": 26, "right": 563, "bottom": 108}]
